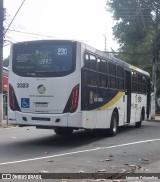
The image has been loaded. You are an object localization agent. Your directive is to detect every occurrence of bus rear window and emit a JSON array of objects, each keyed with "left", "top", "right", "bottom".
[{"left": 12, "top": 42, "right": 76, "bottom": 77}]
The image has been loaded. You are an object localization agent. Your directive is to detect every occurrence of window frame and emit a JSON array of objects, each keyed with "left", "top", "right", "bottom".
[{"left": 108, "top": 62, "right": 117, "bottom": 89}]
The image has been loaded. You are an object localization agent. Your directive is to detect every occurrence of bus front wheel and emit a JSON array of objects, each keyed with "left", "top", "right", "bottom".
[
  {"left": 108, "top": 111, "right": 118, "bottom": 136},
  {"left": 54, "top": 127, "right": 73, "bottom": 135}
]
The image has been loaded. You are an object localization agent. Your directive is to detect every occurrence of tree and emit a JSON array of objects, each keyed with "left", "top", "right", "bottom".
[
  {"left": 3, "top": 57, "right": 9, "bottom": 67},
  {"left": 106, "top": 0, "right": 160, "bottom": 95}
]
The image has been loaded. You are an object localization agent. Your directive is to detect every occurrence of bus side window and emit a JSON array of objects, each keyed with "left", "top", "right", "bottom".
[
  {"left": 84, "top": 53, "right": 97, "bottom": 87},
  {"left": 97, "top": 59, "right": 108, "bottom": 88},
  {"left": 98, "top": 59, "right": 107, "bottom": 74},
  {"left": 132, "top": 71, "right": 138, "bottom": 92},
  {"left": 117, "top": 66, "right": 124, "bottom": 90},
  {"left": 89, "top": 55, "right": 97, "bottom": 86},
  {"left": 138, "top": 74, "right": 142, "bottom": 93},
  {"left": 109, "top": 62, "right": 117, "bottom": 89},
  {"left": 142, "top": 75, "right": 147, "bottom": 93},
  {"left": 90, "top": 55, "right": 97, "bottom": 71},
  {"left": 85, "top": 54, "right": 90, "bottom": 68}
]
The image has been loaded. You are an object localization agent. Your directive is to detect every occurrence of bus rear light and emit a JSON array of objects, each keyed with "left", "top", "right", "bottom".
[
  {"left": 63, "top": 84, "right": 79, "bottom": 113},
  {"left": 70, "top": 85, "right": 79, "bottom": 113},
  {"left": 9, "top": 84, "right": 20, "bottom": 111},
  {"left": 9, "top": 84, "right": 15, "bottom": 111}
]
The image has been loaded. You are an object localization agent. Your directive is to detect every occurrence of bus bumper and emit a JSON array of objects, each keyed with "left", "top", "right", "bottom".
[{"left": 8, "top": 111, "right": 83, "bottom": 128}]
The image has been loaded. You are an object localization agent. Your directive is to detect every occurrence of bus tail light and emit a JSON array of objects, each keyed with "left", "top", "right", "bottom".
[
  {"left": 63, "top": 84, "right": 79, "bottom": 113},
  {"left": 9, "top": 84, "right": 20, "bottom": 111},
  {"left": 70, "top": 85, "right": 79, "bottom": 113}
]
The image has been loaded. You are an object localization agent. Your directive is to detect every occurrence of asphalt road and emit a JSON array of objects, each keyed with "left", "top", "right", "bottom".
[{"left": 0, "top": 121, "right": 160, "bottom": 181}]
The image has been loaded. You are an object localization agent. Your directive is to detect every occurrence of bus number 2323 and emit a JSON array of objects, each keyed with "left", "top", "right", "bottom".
[{"left": 17, "top": 83, "right": 29, "bottom": 88}]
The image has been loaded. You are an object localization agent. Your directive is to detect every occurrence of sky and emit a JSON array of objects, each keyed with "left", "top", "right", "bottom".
[{"left": 3, "top": 0, "right": 119, "bottom": 59}]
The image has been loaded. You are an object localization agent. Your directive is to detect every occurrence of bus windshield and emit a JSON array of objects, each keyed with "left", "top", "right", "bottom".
[{"left": 12, "top": 41, "right": 76, "bottom": 77}]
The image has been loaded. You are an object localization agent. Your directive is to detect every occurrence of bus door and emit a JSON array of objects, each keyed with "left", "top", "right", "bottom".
[{"left": 125, "top": 70, "right": 131, "bottom": 123}]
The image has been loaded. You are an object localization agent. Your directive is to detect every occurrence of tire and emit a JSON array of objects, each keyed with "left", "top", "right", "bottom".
[
  {"left": 54, "top": 127, "right": 73, "bottom": 135},
  {"left": 108, "top": 111, "right": 118, "bottom": 137},
  {"left": 135, "top": 112, "right": 142, "bottom": 128}
]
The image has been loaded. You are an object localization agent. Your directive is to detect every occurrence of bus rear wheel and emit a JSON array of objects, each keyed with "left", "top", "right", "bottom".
[
  {"left": 135, "top": 112, "right": 143, "bottom": 128},
  {"left": 54, "top": 127, "right": 73, "bottom": 135},
  {"left": 108, "top": 111, "right": 118, "bottom": 137}
]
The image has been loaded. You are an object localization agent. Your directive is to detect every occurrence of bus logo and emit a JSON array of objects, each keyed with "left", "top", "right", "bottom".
[
  {"left": 37, "top": 85, "right": 46, "bottom": 94},
  {"left": 21, "top": 98, "right": 30, "bottom": 108}
]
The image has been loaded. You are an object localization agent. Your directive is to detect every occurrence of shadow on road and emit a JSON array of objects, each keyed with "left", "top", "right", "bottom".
[{"left": 4, "top": 124, "right": 141, "bottom": 148}]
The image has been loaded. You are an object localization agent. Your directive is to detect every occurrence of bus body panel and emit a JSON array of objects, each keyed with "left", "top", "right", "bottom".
[
  {"left": 15, "top": 112, "right": 69, "bottom": 127},
  {"left": 130, "top": 93, "right": 147, "bottom": 123},
  {"left": 9, "top": 73, "right": 79, "bottom": 114},
  {"left": 67, "top": 112, "right": 83, "bottom": 128},
  {"left": 84, "top": 111, "right": 97, "bottom": 129},
  {"left": 81, "top": 91, "right": 126, "bottom": 129},
  {"left": 96, "top": 110, "right": 109, "bottom": 128}
]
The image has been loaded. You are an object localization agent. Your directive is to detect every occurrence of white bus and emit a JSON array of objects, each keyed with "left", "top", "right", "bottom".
[{"left": 8, "top": 40, "right": 151, "bottom": 136}]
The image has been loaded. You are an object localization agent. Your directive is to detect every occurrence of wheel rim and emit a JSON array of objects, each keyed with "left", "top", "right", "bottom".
[{"left": 112, "top": 116, "right": 117, "bottom": 133}]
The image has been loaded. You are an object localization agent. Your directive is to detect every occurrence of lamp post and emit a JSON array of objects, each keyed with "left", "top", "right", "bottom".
[{"left": 104, "top": 34, "right": 107, "bottom": 52}]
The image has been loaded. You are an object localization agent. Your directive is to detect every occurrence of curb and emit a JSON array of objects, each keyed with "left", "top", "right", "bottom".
[
  {"left": 149, "top": 119, "right": 160, "bottom": 122},
  {"left": 135, "top": 160, "right": 160, "bottom": 173},
  {"left": 0, "top": 120, "right": 18, "bottom": 129},
  {"left": 0, "top": 125, "right": 18, "bottom": 130},
  {"left": 146, "top": 115, "right": 160, "bottom": 123},
  {"left": 0, "top": 120, "right": 8, "bottom": 128}
]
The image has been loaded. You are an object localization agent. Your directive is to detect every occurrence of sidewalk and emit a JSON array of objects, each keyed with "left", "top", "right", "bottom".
[
  {"left": 135, "top": 160, "right": 160, "bottom": 173},
  {"left": 136, "top": 115, "right": 160, "bottom": 174},
  {"left": 0, "top": 119, "right": 8, "bottom": 129},
  {"left": 149, "top": 115, "right": 160, "bottom": 122}
]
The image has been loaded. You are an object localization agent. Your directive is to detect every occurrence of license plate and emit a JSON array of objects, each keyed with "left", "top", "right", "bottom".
[{"left": 34, "top": 102, "right": 48, "bottom": 107}]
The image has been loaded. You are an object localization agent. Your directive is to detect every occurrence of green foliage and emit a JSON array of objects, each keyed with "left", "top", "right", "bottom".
[
  {"left": 106, "top": 0, "right": 160, "bottom": 95},
  {"left": 107, "top": 0, "right": 153, "bottom": 43},
  {"left": 157, "top": 64, "right": 160, "bottom": 96},
  {"left": 3, "top": 57, "right": 9, "bottom": 67}
]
